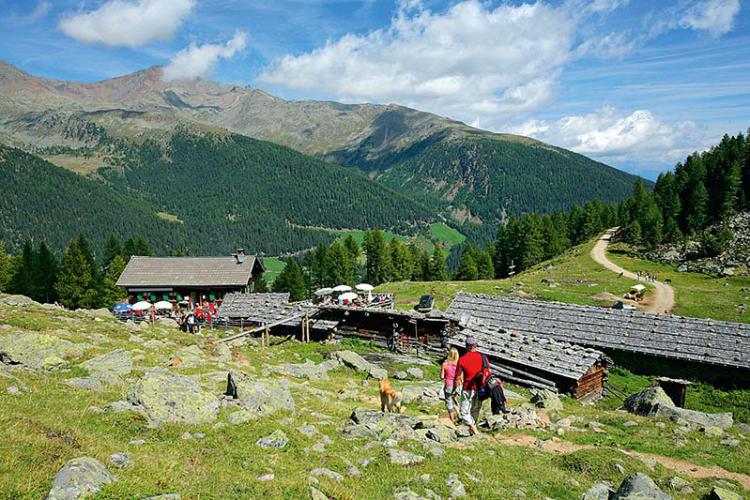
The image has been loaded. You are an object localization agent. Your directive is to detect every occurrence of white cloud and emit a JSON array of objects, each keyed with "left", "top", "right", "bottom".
[
  {"left": 163, "top": 31, "right": 247, "bottom": 81},
  {"left": 259, "top": 0, "right": 575, "bottom": 118},
  {"left": 59, "top": 0, "right": 194, "bottom": 48},
  {"left": 29, "top": 2, "right": 50, "bottom": 21},
  {"left": 680, "top": 0, "right": 741, "bottom": 38},
  {"left": 575, "top": 32, "right": 635, "bottom": 59},
  {"left": 512, "top": 107, "right": 706, "bottom": 165}
]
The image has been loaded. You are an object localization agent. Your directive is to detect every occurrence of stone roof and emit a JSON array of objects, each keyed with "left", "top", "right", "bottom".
[
  {"left": 116, "top": 255, "right": 261, "bottom": 288},
  {"left": 447, "top": 293, "right": 750, "bottom": 371},
  {"left": 216, "top": 292, "right": 314, "bottom": 325},
  {"left": 449, "top": 320, "right": 607, "bottom": 382}
]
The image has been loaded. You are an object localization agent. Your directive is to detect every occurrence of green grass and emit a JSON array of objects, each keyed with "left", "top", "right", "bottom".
[
  {"left": 1, "top": 300, "right": 749, "bottom": 498},
  {"left": 262, "top": 256, "right": 286, "bottom": 284},
  {"left": 606, "top": 247, "right": 750, "bottom": 323},
  {"left": 428, "top": 223, "right": 466, "bottom": 246}
]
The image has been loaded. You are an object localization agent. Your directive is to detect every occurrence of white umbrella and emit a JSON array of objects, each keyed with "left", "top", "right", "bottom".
[
  {"left": 332, "top": 284, "right": 352, "bottom": 292},
  {"left": 155, "top": 300, "right": 173, "bottom": 310},
  {"left": 132, "top": 301, "right": 152, "bottom": 311},
  {"left": 355, "top": 283, "right": 374, "bottom": 291},
  {"left": 339, "top": 292, "right": 358, "bottom": 301},
  {"left": 314, "top": 287, "right": 334, "bottom": 296}
]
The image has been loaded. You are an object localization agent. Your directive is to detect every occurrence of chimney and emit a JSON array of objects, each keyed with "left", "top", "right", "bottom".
[{"left": 233, "top": 248, "right": 245, "bottom": 264}]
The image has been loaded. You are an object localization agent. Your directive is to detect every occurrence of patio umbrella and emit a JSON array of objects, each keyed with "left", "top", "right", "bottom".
[
  {"left": 132, "top": 301, "right": 152, "bottom": 311},
  {"left": 339, "top": 292, "right": 358, "bottom": 301},
  {"left": 155, "top": 300, "right": 173, "bottom": 310},
  {"left": 355, "top": 283, "right": 374, "bottom": 291},
  {"left": 112, "top": 302, "right": 132, "bottom": 313},
  {"left": 314, "top": 287, "right": 334, "bottom": 296},
  {"left": 332, "top": 284, "right": 352, "bottom": 292}
]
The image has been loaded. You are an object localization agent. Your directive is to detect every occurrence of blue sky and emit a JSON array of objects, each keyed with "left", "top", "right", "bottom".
[{"left": 1, "top": 0, "right": 748, "bottom": 178}]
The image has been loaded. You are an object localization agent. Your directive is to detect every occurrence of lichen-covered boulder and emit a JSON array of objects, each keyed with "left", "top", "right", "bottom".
[
  {"left": 47, "top": 457, "right": 115, "bottom": 500},
  {"left": 271, "top": 360, "right": 330, "bottom": 381},
  {"left": 530, "top": 389, "right": 563, "bottom": 411},
  {"left": 624, "top": 387, "right": 733, "bottom": 429},
  {"left": 127, "top": 371, "right": 220, "bottom": 425},
  {"left": 0, "top": 332, "right": 83, "bottom": 370},
  {"left": 0, "top": 294, "right": 40, "bottom": 307},
  {"left": 330, "top": 350, "right": 387, "bottom": 379},
  {"left": 172, "top": 345, "right": 208, "bottom": 369},
  {"left": 709, "top": 486, "right": 743, "bottom": 500},
  {"left": 226, "top": 370, "right": 295, "bottom": 415},
  {"left": 256, "top": 430, "right": 289, "bottom": 449},
  {"left": 582, "top": 481, "right": 615, "bottom": 500},
  {"left": 80, "top": 349, "right": 133, "bottom": 383},
  {"left": 612, "top": 472, "right": 671, "bottom": 500},
  {"left": 387, "top": 449, "right": 424, "bottom": 466}
]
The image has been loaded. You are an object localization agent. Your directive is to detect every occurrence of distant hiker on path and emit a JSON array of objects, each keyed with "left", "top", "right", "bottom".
[
  {"left": 455, "top": 337, "right": 487, "bottom": 435},
  {"left": 440, "top": 347, "right": 460, "bottom": 424}
]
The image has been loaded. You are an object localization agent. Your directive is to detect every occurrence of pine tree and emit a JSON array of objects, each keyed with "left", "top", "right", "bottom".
[
  {"left": 454, "top": 249, "right": 478, "bottom": 281},
  {"left": 329, "top": 241, "right": 356, "bottom": 285},
  {"left": 10, "top": 241, "right": 34, "bottom": 296},
  {"left": 364, "top": 230, "right": 392, "bottom": 285},
  {"left": 252, "top": 274, "right": 270, "bottom": 293},
  {"left": 663, "top": 217, "right": 683, "bottom": 244},
  {"left": 428, "top": 245, "right": 448, "bottom": 281},
  {"left": 518, "top": 214, "right": 545, "bottom": 270},
  {"left": 272, "top": 259, "right": 307, "bottom": 301},
  {"left": 103, "top": 234, "right": 123, "bottom": 268},
  {"left": 134, "top": 237, "right": 151, "bottom": 256},
  {"left": 123, "top": 238, "right": 137, "bottom": 260},
  {"left": 56, "top": 239, "right": 97, "bottom": 309},
  {"left": 474, "top": 247, "right": 494, "bottom": 280},
  {"left": 625, "top": 220, "right": 642, "bottom": 245},
  {"left": 686, "top": 181, "right": 709, "bottom": 234},
  {"left": 310, "top": 243, "right": 332, "bottom": 288},
  {"left": 343, "top": 235, "right": 360, "bottom": 261},
  {"left": 390, "top": 239, "right": 413, "bottom": 282},
  {"left": 30, "top": 242, "right": 58, "bottom": 303},
  {"left": 0, "top": 241, "right": 14, "bottom": 293},
  {"left": 101, "top": 255, "right": 126, "bottom": 307}
]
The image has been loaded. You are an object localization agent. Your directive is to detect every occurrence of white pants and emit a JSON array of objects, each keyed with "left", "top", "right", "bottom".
[{"left": 460, "top": 389, "right": 482, "bottom": 426}]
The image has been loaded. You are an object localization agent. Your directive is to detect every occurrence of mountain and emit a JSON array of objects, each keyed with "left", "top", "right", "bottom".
[
  {"left": 0, "top": 130, "right": 433, "bottom": 254},
  {"left": 0, "top": 61, "right": 643, "bottom": 230}
]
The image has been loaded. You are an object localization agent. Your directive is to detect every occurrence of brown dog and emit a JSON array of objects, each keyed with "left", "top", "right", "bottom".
[{"left": 379, "top": 378, "right": 402, "bottom": 413}]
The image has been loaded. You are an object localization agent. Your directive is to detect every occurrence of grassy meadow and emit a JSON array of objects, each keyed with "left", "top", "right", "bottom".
[{"left": 1, "top": 302, "right": 749, "bottom": 499}]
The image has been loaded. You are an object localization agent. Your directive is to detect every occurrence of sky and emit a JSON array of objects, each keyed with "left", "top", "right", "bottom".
[{"left": 0, "top": 0, "right": 748, "bottom": 179}]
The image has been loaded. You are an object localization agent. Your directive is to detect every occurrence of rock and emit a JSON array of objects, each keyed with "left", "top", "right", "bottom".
[
  {"left": 388, "top": 449, "right": 425, "bottom": 466},
  {"left": 272, "top": 360, "right": 330, "bottom": 381},
  {"left": 180, "top": 432, "right": 193, "bottom": 440},
  {"left": 311, "top": 468, "right": 344, "bottom": 481},
  {"left": 226, "top": 410, "right": 255, "bottom": 425},
  {"left": 625, "top": 387, "right": 733, "bottom": 429},
  {"left": 172, "top": 345, "right": 207, "bottom": 369},
  {"left": 406, "top": 367, "right": 424, "bottom": 379},
  {"left": 347, "top": 466, "right": 361, "bottom": 478},
  {"left": 612, "top": 472, "right": 671, "bottom": 500},
  {"left": 735, "top": 423, "right": 750, "bottom": 434},
  {"left": 530, "top": 389, "right": 563, "bottom": 411},
  {"left": 428, "top": 447, "right": 445, "bottom": 458},
  {"left": 709, "top": 486, "right": 743, "bottom": 500},
  {"left": 142, "top": 495, "right": 181, "bottom": 500},
  {"left": 65, "top": 377, "right": 106, "bottom": 393},
  {"left": 702, "top": 426, "right": 725, "bottom": 438},
  {"left": 720, "top": 438, "right": 740, "bottom": 447},
  {"left": 226, "top": 370, "right": 295, "bottom": 415},
  {"left": 623, "top": 421, "right": 638, "bottom": 428},
  {"left": 582, "top": 481, "right": 615, "bottom": 500},
  {"left": 0, "top": 332, "right": 83, "bottom": 369},
  {"left": 394, "top": 371, "right": 409, "bottom": 380},
  {"left": 257, "top": 430, "right": 289, "bottom": 449},
  {"left": 214, "top": 344, "right": 232, "bottom": 363},
  {"left": 107, "top": 453, "right": 131, "bottom": 469},
  {"left": 7, "top": 385, "right": 22, "bottom": 396},
  {"left": 666, "top": 477, "right": 690, "bottom": 491},
  {"left": 426, "top": 426, "right": 456, "bottom": 444},
  {"left": 257, "top": 473, "right": 275, "bottom": 481},
  {"left": 126, "top": 371, "right": 220, "bottom": 425},
  {"left": 129, "top": 439, "right": 146, "bottom": 446},
  {"left": 446, "top": 473, "right": 467, "bottom": 498},
  {"left": 155, "top": 317, "right": 177, "bottom": 328},
  {"left": 482, "top": 407, "right": 548, "bottom": 431},
  {"left": 47, "top": 457, "right": 115, "bottom": 500},
  {"left": 394, "top": 488, "right": 425, "bottom": 500},
  {"left": 309, "top": 487, "right": 328, "bottom": 500},
  {"left": 0, "top": 294, "right": 40, "bottom": 307},
  {"left": 83, "top": 308, "right": 113, "bottom": 319},
  {"left": 330, "top": 350, "right": 387, "bottom": 379},
  {"left": 614, "top": 463, "right": 626, "bottom": 475},
  {"left": 297, "top": 425, "right": 318, "bottom": 438}
]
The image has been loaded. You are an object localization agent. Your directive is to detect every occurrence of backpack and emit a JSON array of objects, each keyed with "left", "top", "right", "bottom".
[{"left": 476, "top": 354, "right": 493, "bottom": 400}]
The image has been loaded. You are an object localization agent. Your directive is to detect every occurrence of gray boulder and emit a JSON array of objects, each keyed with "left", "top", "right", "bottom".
[
  {"left": 256, "top": 430, "right": 289, "bottom": 449},
  {"left": 446, "top": 473, "right": 467, "bottom": 498},
  {"left": 0, "top": 332, "right": 84, "bottom": 370},
  {"left": 172, "top": 345, "right": 208, "bottom": 369},
  {"left": 154, "top": 317, "right": 177, "bottom": 328},
  {"left": 612, "top": 473, "right": 671, "bottom": 500},
  {"left": 107, "top": 453, "right": 131, "bottom": 469},
  {"left": 582, "top": 481, "right": 615, "bottom": 500},
  {"left": 226, "top": 370, "right": 295, "bottom": 415},
  {"left": 530, "top": 389, "right": 563, "bottom": 411},
  {"left": 709, "top": 486, "right": 743, "bottom": 500},
  {"left": 426, "top": 426, "right": 456, "bottom": 444},
  {"left": 126, "top": 371, "right": 220, "bottom": 425},
  {"left": 406, "top": 367, "right": 424, "bottom": 379},
  {"left": 624, "top": 387, "right": 732, "bottom": 429},
  {"left": 330, "top": 350, "right": 387, "bottom": 379},
  {"left": 71, "top": 349, "right": 135, "bottom": 390},
  {"left": 387, "top": 449, "right": 424, "bottom": 466},
  {"left": 0, "top": 294, "right": 40, "bottom": 307},
  {"left": 64, "top": 377, "right": 105, "bottom": 393},
  {"left": 47, "top": 457, "right": 115, "bottom": 500},
  {"left": 271, "top": 360, "right": 330, "bottom": 381},
  {"left": 310, "top": 468, "right": 344, "bottom": 481},
  {"left": 142, "top": 494, "right": 181, "bottom": 500}
]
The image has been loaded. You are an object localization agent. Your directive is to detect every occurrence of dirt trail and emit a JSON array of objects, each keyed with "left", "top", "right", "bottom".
[
  {"left": 590, "top": 228, "right": 676, "bottom": 314},
  {"left": 495, "top": 434, "right": 750, "bottom": 490}
]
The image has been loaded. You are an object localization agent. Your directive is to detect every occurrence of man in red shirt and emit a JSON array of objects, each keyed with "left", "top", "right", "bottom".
[{"left": 455, "top": 336, "right": 484, "bottom": 435}]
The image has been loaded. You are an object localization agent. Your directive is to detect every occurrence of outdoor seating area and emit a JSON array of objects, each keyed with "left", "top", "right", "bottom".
[{"left": 313, "top": 283, "right": 394, "bottom": 309}]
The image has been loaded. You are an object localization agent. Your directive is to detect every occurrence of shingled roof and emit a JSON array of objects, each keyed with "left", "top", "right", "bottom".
[
  {"left": 447, "top": 293, "right": 750, "bottom": 371},
  {"left": 116, "top": 255, "right": 262, "bottom": 288},
  {"left": 216, "top": 292, "right": 314, "bottom": 325}
]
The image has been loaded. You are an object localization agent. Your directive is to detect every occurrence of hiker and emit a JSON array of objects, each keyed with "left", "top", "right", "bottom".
[
  {"left": 440, "top": 347, "right": 460, "bottom": 424},
  {"left": 455, "top": 336, "right": 488, "bottom": 435},
  {"left": 179, "top": 311, "right": 187, "bottom": 333},
  {"left": 186, "top": 312, "right": 196, "bottom": 334}
]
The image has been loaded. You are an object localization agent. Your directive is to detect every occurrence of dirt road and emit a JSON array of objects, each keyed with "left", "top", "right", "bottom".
[{"left": 590, "top": 228, "right": 675, "bottom": 314}]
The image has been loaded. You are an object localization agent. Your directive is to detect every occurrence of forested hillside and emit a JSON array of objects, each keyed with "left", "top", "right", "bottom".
[
  {"left": 370, "top": 134, "right": 641, "bottom": 224},
  {"left": 0, "top": 129, "right": 434, "bottom": 255}
]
